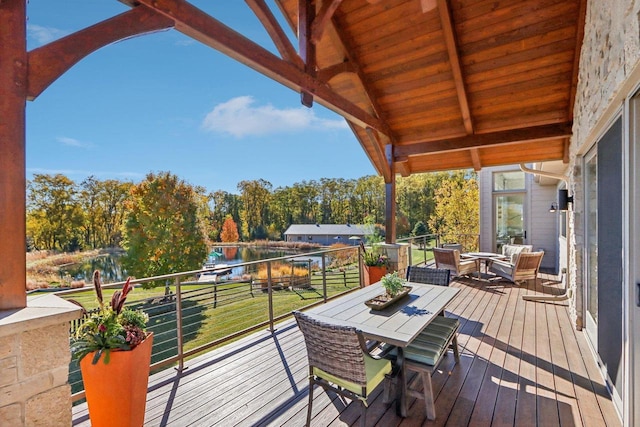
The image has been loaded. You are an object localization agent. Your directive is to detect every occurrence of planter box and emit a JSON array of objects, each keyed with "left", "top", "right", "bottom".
[
  {"left": 365, "top": 286, "right": 412, "bottom": 310},
  {"left": 80, "top": 333, "right": 153, "bottom": 427},
  {"left": 363, "top": 265, "right": 387, "bottom": 286}
]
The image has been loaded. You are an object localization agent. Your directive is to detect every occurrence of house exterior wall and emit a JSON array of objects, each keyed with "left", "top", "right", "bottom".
[
  {"left": 571, "top": 0, "right": 640, "bottom": 329},
  {"left": 571, "top": 1, "right": 640, "bottom": 423},
  {"left": 529, "top": 183, "right": 558, "bottom": 272},
  {"left": 478, "top": 168, "right": 493, "bottom": 252},
  {"left": 479, "top": 165, "right": 558, "bottom": 272},
  {"left": 285, "top": 234, "right": 360, "bottom": 246}
]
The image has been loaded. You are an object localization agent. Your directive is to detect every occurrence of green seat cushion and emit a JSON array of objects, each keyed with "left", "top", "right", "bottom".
[
  {"left": 383, "top": 317, "right": 459, "bottom": 366},
  {"left": 313, "top": 354, "right": 392, "bottom": 396}
]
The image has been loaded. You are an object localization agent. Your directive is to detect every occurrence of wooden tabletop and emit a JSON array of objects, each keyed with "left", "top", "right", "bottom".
[{"left": 305, "top": 282, "right": 460, "bottom": 348}]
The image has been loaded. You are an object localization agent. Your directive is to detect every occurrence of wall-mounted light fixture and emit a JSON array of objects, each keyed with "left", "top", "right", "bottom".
[{"left": 549, "top": 189, "right": 573, "bottom": 212}]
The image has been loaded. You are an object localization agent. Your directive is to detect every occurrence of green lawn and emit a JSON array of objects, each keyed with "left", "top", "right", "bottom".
[{"left": 65, "top": 269, "right": 360, "bottom": 396}]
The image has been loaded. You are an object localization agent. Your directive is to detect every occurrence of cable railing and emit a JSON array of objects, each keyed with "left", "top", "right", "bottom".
[
  {"left": 60, "top": 236, "right": 480, "bottom": 403},
  {"left": 397, "top": 233, "right": 480, "bottom": 266},
  {"left": 57, "top": 245, "right": 363, "bottom": 403}
]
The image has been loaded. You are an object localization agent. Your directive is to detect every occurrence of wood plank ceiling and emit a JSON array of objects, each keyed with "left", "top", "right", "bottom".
[
  {"left": 273, "top": 0, "right": 585, "bottom": 179},
  {"left": 36, "top": 0, "right": 586, "bottom": 181}
]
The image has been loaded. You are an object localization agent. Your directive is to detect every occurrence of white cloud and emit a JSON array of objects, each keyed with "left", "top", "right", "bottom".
[
  {"left": 56, "top": 136, "right": 92, "bottom": 148},
  {"left": 201, "top": 96, "right": 348, "bottom": 138},
  {"left": 27, "top": 24, "right": 69, "bottom": 45}
]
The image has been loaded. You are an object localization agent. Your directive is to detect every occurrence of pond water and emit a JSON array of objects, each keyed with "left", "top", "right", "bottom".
[{"left": 60, "top": 246, "right": 324, "bottom": 283}]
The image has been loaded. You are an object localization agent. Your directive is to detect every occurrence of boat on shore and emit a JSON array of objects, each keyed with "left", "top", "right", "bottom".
[{"left": 197, "top": 262, "right": 232, "bottom": 283}]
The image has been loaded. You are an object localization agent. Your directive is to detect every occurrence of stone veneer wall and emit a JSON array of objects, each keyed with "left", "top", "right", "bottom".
[
  {"left": 570, "top": 0, "right": 640, "bottom": 328},
  {"left": 380, "top": 243, "right": 410, "bottom": 278},
  {"left": 0, "top": 294, "right": 81, "bottom": 426}
]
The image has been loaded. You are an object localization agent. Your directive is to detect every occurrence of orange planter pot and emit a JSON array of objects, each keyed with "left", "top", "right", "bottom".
[
  {"left": 363, "top": 265, "right": 387, "bottom": 286},
  {"left": 80, "top": 333, "right": 154, "bottom": 427}
]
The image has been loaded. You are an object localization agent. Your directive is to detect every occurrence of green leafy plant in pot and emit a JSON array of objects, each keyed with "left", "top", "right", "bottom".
[
  {"left": 71, "top": 271, "right": 153, "bottom": 427},
  {"left": 381, "top": 271, "right": 406, "bottom": 297},
  {"left": 71, "top": 271, "right": 149, "bottom": 364}
]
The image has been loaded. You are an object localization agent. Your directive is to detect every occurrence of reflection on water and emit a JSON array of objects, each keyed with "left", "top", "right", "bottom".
[
  {"left": 60, "top": 246, "right": 323, "bottom": 282},
  {"left": 61, "top": 253, "right": 127, "bottom": 283}
]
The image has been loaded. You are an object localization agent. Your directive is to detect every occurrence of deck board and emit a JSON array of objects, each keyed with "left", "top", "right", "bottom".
[{"left": 72, "top": 274, "right": 621, "bottom": 427}]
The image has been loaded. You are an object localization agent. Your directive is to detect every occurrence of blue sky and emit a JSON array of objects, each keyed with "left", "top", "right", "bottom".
[{"left": 25, "top": 1, "right": 375, "bottom": 194}]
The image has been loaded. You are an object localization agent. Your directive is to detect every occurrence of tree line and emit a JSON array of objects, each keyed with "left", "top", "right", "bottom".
[{"left": 26, "top": 170, "right": 478, "bottom": 260}]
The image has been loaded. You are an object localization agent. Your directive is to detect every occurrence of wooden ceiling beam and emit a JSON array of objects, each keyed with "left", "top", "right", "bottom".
[
  {"left": 245, "top": 0, "right": 304, "bottom": 69},
  {"left": 394, "top": 122, "right": 572, "bottom": 158},
  {"left": 366, "top": 127, "right": 391, "bottom": 182},
  {"left": 470, "top": 148, "right": 481, "bottom": 171},
  {"left": 311, "top": 0, "right": 344, "bottom": 44},
  {"left": 134, "top": 0, "right": 386, "bottom": 133},
  {"left": 27, "top": 6, "right": 173, "bottom": 100},
  {"left": 298, "top": 0, "right": 316, "bottom": 107},
  {"left": 317, "top": 60, "right": 356, "bottom": 82},
  {"left": 437, "top": 0, "right": 473, "bottom": 134},
  {"left": 396, "top": 159, "right": 411, "bottom": 177}
]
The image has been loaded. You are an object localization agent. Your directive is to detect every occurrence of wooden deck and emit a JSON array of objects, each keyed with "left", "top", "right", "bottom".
[{"left": 72, "top": 274, "right": 621, "bottom": 426}]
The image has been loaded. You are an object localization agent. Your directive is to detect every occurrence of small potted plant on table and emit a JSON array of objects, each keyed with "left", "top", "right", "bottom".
[
  {"left": 71, "top": 271, "right": 152, "bottom": 427},
  {"left": 365, "top": 272, "right": 412, "bottom": 310}
]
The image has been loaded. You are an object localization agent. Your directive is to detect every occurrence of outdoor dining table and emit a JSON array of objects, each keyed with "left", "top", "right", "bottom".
[
  {"left": 304, "top": 280, "right": 460, "bottom": 417},
  {"left": 465, "top": 251, "right": 508, "bottom": 274}
]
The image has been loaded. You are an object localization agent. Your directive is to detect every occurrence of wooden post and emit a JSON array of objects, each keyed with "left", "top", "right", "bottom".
[
  {"left": 385, "top": 144, "right": 396, "bottom": 244},
  {"left": 0, "top": 0, "right": 27, "bottom": 309}
]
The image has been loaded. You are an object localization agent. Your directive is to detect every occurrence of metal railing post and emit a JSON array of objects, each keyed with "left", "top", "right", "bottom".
[
  {"left": 267, "top": 261, "right": 274, "bottom": 332},
  {"left": 423, "top": 236, "right": 428, "bottom": 265},
  {"left": 174, "top": 277, "right": 185, "bottom": 372},
  {"left": 407, "top": 236, "right": 413, "bottom": 266},
  {"left": 358, "top": 245, "right": 364, "bottom": 288},
  {"left": 321, "top": 253, "right": 327, "bottom": 303}
]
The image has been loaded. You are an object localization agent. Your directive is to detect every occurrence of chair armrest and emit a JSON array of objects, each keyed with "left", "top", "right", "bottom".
[{"left": 488, "top": 259, "right": 512, "bottom": 268}]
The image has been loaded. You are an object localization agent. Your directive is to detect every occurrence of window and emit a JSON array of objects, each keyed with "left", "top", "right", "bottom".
[{"left": 493, "top": 171, "right": 525, "bottom": 191}]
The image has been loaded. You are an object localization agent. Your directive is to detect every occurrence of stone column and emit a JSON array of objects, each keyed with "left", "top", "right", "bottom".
[
  {"left": 0, "top": 294, "right": 82, "bottom": 426},
  {"left": 380, "top": 243, "right": 410, "bottom": 278}
]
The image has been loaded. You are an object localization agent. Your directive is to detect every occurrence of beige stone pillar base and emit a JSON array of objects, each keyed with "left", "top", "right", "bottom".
[
  {"left": 0, "top": 293, "right": 82, "bottom": 426},
  {"left": 380, "top": 243, "right": 410, "bottom": 278}
]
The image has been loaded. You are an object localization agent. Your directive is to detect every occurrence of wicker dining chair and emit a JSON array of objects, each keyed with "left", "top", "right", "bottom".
[
  {"left": 406, "top": 266, "right": 451, "bottom": 286},
  {"left": 293, "top": 311, "right": 393, "bottom": 427}
]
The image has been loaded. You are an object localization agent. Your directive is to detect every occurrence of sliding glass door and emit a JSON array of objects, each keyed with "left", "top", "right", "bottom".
[
  {"left": 584, "top": 148, "right": 598, "bottom": 344},
  {"left": 493, "top": 171, "right": 526, "bottom": 252}
]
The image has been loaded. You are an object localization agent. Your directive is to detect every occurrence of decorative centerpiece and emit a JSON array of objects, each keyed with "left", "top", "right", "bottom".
[
  {"left": 360, "top": 241, "right": 389, "bottom": 286},
  {"left": 365, "top": 271, "right": 412, "bottom": 310},
  {"left": 71, "top": 271, "right": 153, "bottom": 427}
]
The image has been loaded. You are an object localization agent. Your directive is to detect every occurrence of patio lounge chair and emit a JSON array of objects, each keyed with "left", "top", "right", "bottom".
[
  {"left": 432, "top": 247, "right": 479, "bottom": 278},
  {"left": 488, "top": 251, "right": 544, "bottom": 284},
  {"left": 500, "top": 243, "right": 533, "bottom": 263},
  {"left": 441, "top": 243, "right": 463, "bottom": 252},
  {"left": 293, "top": 311, "right": 393, "bottom": 427}
]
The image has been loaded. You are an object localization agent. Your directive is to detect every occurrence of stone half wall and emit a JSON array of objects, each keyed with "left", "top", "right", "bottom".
[
  {"left": 379, "top": 242, "right": 409, "bottom": 278},
  {"left": 0, "top": 294, "right": 82, "bottom": 426},
  {"left": 570, "top": 0, "right": 640, "bottom": 328}
]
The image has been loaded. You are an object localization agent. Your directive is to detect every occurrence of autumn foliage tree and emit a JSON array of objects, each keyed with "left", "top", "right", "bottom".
[
  {"left": 220, "top": 215, "right": 239, "bottom": 243},
  {"left": 121, "top": 172, "right": 208, "bottom": 282},
  {"left": 428, "top": 173, "right": 479, "bottom": 250},
  {"left": 27, "top": 174, "right": 84, "bottom": 251}
]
